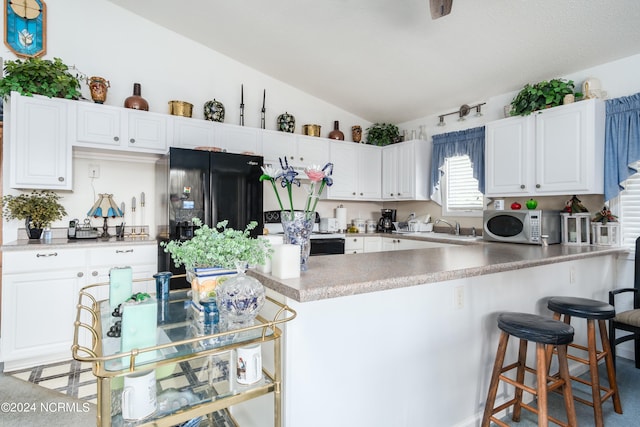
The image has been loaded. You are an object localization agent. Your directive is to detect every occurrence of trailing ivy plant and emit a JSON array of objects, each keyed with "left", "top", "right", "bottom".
[
  {"left": 0, "top": 57, "right": 83, "bottom": 100},
  {"left": 510, "top": 78, "right": 582, "bottom": 116},
  {"left": 365, "top": 123, "right": 400, "bottom": 146}
]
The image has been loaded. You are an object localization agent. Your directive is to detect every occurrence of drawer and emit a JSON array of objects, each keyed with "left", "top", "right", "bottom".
[
  {"left": 344, "top": 236, "right": 364, "bottom": 251},
  {"left": 87, "top": 244, "right": 157, "bottom": 267},
  {"left": 3, "top": 248, "right": 85, "bottom": 274}
]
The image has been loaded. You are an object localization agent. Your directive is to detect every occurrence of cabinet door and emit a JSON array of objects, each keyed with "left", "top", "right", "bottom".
[
  {"left": 345, "top": 236, "right": 364, "bottom": 254},
  {"left": 363, "top": 236, "right": 382, "bottom": 253},
  {"left": 358, "top": 145, "right": 381, "bottom": 199},
  {"left": 1, "top": 269, "right": 83, "bottom": 365},
  {"left": 74, "top": 102, "right": 122, "bottom": 147},
  {"left": 127, "top": 110, "right": 168, "bottom": 152},
  {"left": 216, "top": 124, "right": 261, "bottom": 155},
  {"left": 395, "top": 143, "right": 415, "bottom": 200},
  {"left": 171, "top": 116, "right": 217, "bottom": 149},
  {"left": 381, "top": 237, "right": 397, "bottom": 251},
  {"left": 296, "top": 135, "right": 330, "bottom": 167},
  {"left": 9, "top": 94, "right": 72, "bottom": 190},
  {"left": 326, "top": 142, "right": 358, "bottom": 199},
  {"left": 381, "top": 145, "right": 398, "bottom": 199},
  {"left": 485, "top": 116, "right": 533, "bottom": 196},
  {"left": 534, "top": 103, "right": 588, "bottom": 194},
  {"left": 262, "top": 131, "right": 296, "bottom": 164}
]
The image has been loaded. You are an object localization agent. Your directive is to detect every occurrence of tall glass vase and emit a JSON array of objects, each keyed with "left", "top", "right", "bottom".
[{"left": 280, "top": 210, "right": 315, "bottom": 271}]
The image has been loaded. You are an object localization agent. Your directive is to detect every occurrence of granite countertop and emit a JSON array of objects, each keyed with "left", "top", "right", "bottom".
[
  {"left": 1, "top": 237, "right": 157, "bottom": 251},
  {"left": 249, "top": 242, "right": 627, "bottom": 303}
]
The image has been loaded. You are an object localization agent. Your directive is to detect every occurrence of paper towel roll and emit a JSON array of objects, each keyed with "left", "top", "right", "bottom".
[{"left": 335, "top": 207, "right": 347, "bottom": 232}]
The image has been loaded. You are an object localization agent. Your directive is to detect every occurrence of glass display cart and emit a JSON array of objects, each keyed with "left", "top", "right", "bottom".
[{"left": 72, "top": 275, "right": 296, "bottom": 427}]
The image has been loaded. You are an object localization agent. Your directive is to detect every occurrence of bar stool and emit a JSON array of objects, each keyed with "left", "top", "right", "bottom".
[
  {"left": 482, "top": 312, "right": 577, "bottom": 427},
  {"left": 547, "top": 296, "right": 622, "bottom": 427}
]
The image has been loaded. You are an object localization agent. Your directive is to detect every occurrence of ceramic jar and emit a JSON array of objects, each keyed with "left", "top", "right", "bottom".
[
  {"left": 277, "top": 112, "right": 295, "bottom": 133},
  {"left": 204, "top": 99, "right": 225, "bottom": 122},
  {"left": 124, "top": 83, "right": 149, "bottom": 111},
  {"left": 352, "top": 125, "right": 362, "bottom": 143},
  {"left": 87, "top": 76, "right": 110, "bottom": 104}
]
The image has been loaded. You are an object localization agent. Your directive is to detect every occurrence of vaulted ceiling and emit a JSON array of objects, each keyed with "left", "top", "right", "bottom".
[{"left": 107, "top": 0, "right": 640, "bottom": 123}]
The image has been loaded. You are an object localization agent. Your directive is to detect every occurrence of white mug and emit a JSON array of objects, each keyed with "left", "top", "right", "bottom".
[
  {"left": 122, "top": 370, "right": 157, "bottom": 420},
  {"left": 236, "top": 344, "right": 262, "bottom": 385}
]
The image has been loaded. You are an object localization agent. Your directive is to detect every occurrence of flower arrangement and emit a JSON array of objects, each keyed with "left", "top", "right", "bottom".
[
  {"left": 260, "top": 157, "right": 334, "bottom": 217},
  {"left": 592, "top": 206, "right": 618, "bottom": 224},
  {"left": 160, "top": 218, "right": 270, "bottom": 270}
]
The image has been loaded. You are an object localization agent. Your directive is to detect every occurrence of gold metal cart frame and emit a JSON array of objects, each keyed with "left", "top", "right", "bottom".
[{"left": 71, "top": 275, "right": 296, "bottom": 427}]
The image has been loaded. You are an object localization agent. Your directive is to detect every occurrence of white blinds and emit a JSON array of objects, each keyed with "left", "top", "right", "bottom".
[
  {"left": 618, "top": 160, "right": 640, "bottom": 250},
  {"left": 445, "top": 155, "right": 483, "bottom": 212}
]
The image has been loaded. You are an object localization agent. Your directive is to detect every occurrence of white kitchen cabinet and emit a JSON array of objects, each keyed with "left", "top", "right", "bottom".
[
  {"left": 73, "top": 102, "right": 168, "bottom": 154},
  {"left": 0, "top": 243, "right": 158, "bottom": 370},
  {"left": 485, "top": 99, "right": 605, "bottom": 196},
  {"left": 215, "top": 122, "right": 261, "bottom": 155},
  {"left": 382, "top": 139, "right": 430, "bottom": 200},
  {"left": 381, "top": 237, "right": 453, "bottom": 251},
  {"left": 326, "top": 141, "right": 381, "bottom": 200},
  {"left": 8, "top": 92, "right": 72, "bottom": 190},
  {"left": 363, "top": 236, "right": 382, "bottom": 253},
  {"left": 170, "top": 115, "right": 218, "bottom": 149},
  {"left": 262, "top": 131, "right": 330, "bottom": 170},
  {"left": 345, "top": 235, "right": 365, "bottom": 254}
]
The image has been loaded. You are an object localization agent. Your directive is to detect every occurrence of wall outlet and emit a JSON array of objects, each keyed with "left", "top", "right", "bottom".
[
  {"left": 454, "top": 285, "right": 464, "bottom": 309},
  {"left": 88, "top": 164, "right": 100, "bottom": 178}
]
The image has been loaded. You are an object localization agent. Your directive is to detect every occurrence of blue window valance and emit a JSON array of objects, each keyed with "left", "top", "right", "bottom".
[
  {"left": 430, "top": 126, "right": 485, "bottom": 197},
  {"left": 604, "top": 92, "right": 640, "bottom": 201}
]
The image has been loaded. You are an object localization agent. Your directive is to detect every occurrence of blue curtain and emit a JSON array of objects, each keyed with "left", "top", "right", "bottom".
[
  {"left": 604, "top": 93, "right": 640, "bottom": 201},
  {"left": 430, "top": 126, "right": 485, "bottom": 196}
]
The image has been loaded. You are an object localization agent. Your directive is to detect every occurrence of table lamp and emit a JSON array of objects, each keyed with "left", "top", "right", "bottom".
[{"left": 88, "top": 193, "right": 123, "bottom": 238}]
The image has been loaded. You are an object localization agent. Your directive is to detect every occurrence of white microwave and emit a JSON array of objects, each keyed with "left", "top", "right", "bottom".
[{"left": 483, "top": 210, "right": 561, "bottom": 245}]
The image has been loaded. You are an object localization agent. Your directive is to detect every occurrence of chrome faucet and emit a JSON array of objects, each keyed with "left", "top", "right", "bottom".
[{"left": 434, "top": 218, "right": 460, "bottom": 235}]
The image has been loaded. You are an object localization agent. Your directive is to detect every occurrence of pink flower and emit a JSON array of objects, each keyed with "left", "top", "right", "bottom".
[{"left": 304, "top": 166, "right": 325, "bottom": 183}]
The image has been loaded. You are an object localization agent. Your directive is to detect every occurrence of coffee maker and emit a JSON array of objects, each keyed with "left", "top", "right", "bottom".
[{"left": 377, "top": 208, "right": 397, "bottom": 233}]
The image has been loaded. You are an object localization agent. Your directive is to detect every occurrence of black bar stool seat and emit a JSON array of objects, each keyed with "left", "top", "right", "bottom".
[
  {"left": 548, "top": 296, "right": 616, "bottom": 320},
  {"left": 482, "top": 312, "right": 577, "bottom": 427},
  {"left": 547, "top": 296, "right": 622, "bottom": 427}
]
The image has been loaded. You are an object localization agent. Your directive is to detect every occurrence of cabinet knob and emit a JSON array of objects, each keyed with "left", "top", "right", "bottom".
[
  {"left": 352, "top": 192, "right": 356, "bottom": 195},
  {"left": 360, "top": 192, "right": 363, "bottom": 196},
  {"left": 130, "top": 138, "right": 135, "bottom": 144},
  {"left": 92, "top": 271, "right": 98, "bottom": 276},
  {"left": 520, "top": 184, "right": 525, "bottom": 189},
  {"left": 536, "top": 184, "right": 541, "bottom": 188},
  {"left": 289, "top": 156, "right": 294, "bottom": 160},
  {"left": 389, "top": 193, "right": 394, "bottom": 196},
  {"left": 58, "top": 177, "right": 64, "bottom": 182},
  {"left": 299, "top": 157, "right": 304, "bottom": 161},
  {"left": 113, "top": 136, "right": 119, "bottom": 142},
  {"left": 77, "top": 272, "right": 84, "bottom": 278}
]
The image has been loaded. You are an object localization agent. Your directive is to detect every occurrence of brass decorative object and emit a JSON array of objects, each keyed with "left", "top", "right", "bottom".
[
  {"left": 302, "top": 124, "right": 321, "bottom": 137},
  {"left": 168, "top": 100, "right": 193, "bottom": 117}
]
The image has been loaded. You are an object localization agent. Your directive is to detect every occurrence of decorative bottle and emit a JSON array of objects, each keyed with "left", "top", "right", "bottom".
[
  {"left": 124, "top": 83, "right": 149, "bottom": 111},
  {"left": 328, "top": 120, "right": 345, "bottom": 140}
]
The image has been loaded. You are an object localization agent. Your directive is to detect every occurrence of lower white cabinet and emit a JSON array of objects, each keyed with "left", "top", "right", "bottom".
[
  {"left": 0, "top": 243, "right": 158, "bottom": 370},
  {"left": 381, "top": 237, "right": 454, "bottom": 251}
]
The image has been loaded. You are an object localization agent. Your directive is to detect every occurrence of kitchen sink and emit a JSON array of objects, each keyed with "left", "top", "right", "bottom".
[{"left": 402, "top": 232, "right": 484, "bottom": 242}]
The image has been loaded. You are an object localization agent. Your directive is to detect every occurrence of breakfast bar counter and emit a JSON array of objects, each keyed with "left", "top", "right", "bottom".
[{"left": 241, "top": 242, "right": 626, "bottom": 427}]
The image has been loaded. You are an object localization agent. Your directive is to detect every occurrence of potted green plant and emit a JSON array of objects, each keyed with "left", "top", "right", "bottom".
[
  {"left": 510, "top": 78, "right": 582, "bottom": 116},
  {"left": 161, "top": 218, "right": 271, "bottom": 302},
  {"left": 365, "top": 123, "right": 400, "bottom": 146},
  {"left": 0, "top": 57, "right": 84, "bottom": 100},
  {"left": 2, "top": 190, "right": 67, "bottom": 239}
]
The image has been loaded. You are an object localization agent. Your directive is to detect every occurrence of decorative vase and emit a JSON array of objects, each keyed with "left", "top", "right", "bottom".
[
  {"left": 277, "top": 112, "right": 295, "bottom": 133},
  {"left": 328, "top": 120, "right": 345, "bottom": 140},
  {"left": 124, "top": 83, "right": 149, "bottom": 111},
  {"left": 352, "top": 125, "right": 362, "bottom": 143},
  {"left": 204, "top": 99, "right": 225, "bottom": 122},
  {"left": 25, "top": 218, "right": 42, "bottom": 240},
  {"left": 280, "top": 210, "right": 315, "bottom": 271},
  {"left": 216, "top": 261, "right": 266, "bottom": 329},
  {"left": 87, "top": 76, "right": 110, "bottom": 104},
  {"left": 186, "top": 266, "right": 236, "bottom": 304}
]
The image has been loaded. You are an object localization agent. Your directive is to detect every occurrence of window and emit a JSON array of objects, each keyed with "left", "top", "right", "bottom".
[
  {"left": 614, "top": 160, "right": 640, "bottom": 251},
  {"left": 442, "top": 155, "right": 484, "bottom": 216}
]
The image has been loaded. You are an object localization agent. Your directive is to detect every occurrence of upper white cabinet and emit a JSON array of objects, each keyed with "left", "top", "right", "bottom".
[
  {"left": 171, "top": 115, "right": 217, "bottom": 149},
  {"left": 326, "top": 141, "right": 381, "bottom": 200},
  {"left": 262, "top": 131, "right": 330, "bottom": 168},
  {"left": 485, "top": 99, "right": 605, "bottom": 196},
  {"left": 8, "top": 92, "right": 73, "bottom": 190},
  {"left": 216, "top": 122, "right": 261, "bottom": 155},
  {"left": 73, "top": 102, "right": 168, "bottom": 154},
  {"left": 382, "top": 139, "right": 430, "bottom": 200}
]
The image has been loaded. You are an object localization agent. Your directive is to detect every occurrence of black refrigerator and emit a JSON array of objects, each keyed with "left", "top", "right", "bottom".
[{"left": 156, "top": 147, "right": 264, "bottom": 288}]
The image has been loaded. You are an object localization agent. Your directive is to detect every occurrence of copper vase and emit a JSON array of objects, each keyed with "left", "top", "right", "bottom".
[
  {"left": 328, "top": 120, "right": 344, "bottom": 140},
  {"left": 87, "top": 76, "right": 110, "bottom": 104},
  {"left": 124, "top": 83, "right": 149, "bottom": 111}
]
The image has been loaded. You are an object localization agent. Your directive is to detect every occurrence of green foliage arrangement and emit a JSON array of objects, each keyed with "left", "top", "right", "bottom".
[
  {"left": 510, "top": 78, "right": 582, "bottom": 116},
  {"left": 2, "top": 190, "right": 67, "bottom": 229},
  {"left": 0, "top": 57, "right": 83, "bottom": 100},
  {"left": 161, "top": 218, "right": 271, "bottom": 269},
  {"left": 365, "top": 123, "right": 400, "bottom": 146}
]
